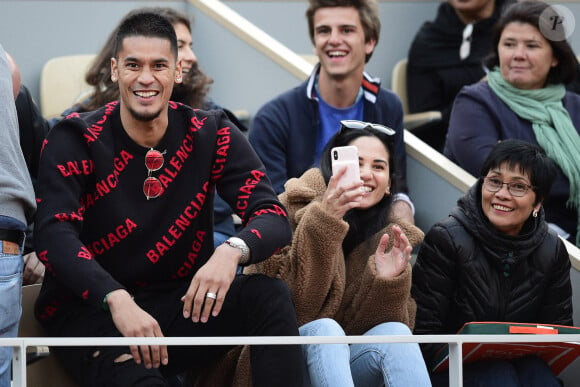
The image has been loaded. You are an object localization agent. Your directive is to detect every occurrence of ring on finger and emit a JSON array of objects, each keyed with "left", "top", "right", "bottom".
[{"left": 205, "top": 292, "right": 217, "bottom": 300}]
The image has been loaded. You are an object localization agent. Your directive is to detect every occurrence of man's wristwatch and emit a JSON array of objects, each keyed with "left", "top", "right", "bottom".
[{"left": 225, "top": 237, "right": 250, "bottom": 265}]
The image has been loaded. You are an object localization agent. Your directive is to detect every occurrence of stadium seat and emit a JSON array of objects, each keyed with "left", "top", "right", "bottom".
[
  {"left": 391, "top": 58, "right": 441, "bottom": 131},
  {"left": 40, "top": 54, "right": 96, "bottom": 119}
]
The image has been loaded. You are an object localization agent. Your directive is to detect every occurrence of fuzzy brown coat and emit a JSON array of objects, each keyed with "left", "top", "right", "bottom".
[{"left": 192, "top": 168, "right": 424, "bottom": 386}]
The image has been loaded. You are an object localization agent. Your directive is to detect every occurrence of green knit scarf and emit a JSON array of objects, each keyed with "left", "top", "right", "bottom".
[{"left": 488, "top": 69, "right": 580, "bottom": 246}]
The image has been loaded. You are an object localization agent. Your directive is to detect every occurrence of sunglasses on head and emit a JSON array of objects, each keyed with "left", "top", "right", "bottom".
[
  {"left": 143, "top": 148, "right": 165, "bottom": 200},
  {"left": 339, "top": 120, "right": 396, "bottom": 136}
]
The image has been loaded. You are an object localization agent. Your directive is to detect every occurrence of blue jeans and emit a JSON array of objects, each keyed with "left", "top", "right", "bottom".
[
  {"left": 300, "top": 318, "right": 431, "bottom": 387},
  {"left": 213, "top": 231, "right": 230, "bottom": 249},
  {"left": 0, "top": 217, "right": 26, "bottom": 386}
]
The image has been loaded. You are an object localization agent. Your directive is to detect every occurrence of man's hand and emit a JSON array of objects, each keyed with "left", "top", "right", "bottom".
[
  {"left": 23, "top": 252, "right": 45, "bottom": 285},
  {"left": 390, "top": 200, "right": 415, "bottom": 224},
  {"left": 181, "top": 244, "right": 239, "bottom": 323},
  {"left": 107, "top": 289, "right": 168, "bottom": 369}
]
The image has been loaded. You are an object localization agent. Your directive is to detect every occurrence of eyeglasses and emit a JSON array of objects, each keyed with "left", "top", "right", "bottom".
[
  {"left": 483, "top": 176, "right": 534, "bottom": 197},
  {"left": 339, "top": 120, "right": 396, "bottom": 136},
  {"left": 459, "top": 23, "right": 474, "bottom": 60},
  {"left": 143, "top": 148, "right": 165, "bottom": 200}
]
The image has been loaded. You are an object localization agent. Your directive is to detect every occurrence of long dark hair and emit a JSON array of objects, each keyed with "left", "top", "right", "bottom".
[{"left": 320, "top": 127, "right": 399, "bottom": 254}]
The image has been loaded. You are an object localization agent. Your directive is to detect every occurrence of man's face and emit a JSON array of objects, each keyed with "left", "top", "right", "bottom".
[
  {"left": 111, "top": 35, "right": 181, "bottom": 122},
  {"left": 313, "top": 6, "right": 375, "bottom": 81}
]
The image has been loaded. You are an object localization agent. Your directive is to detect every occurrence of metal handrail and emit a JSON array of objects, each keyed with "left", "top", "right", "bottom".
[{"left": 4, "top": 333, "right": 580, "bottom": 387}]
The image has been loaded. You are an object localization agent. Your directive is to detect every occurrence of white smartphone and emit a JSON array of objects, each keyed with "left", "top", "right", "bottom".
[{"left": 331, "top": 146, "right": 360, "bottom": 188}]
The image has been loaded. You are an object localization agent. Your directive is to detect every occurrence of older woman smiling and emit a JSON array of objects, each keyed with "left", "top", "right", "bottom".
[
  {"left": 444, "top": 0, "right": 580, "bottom": 247},
  {"left": 413, "top": 139, "right": 572, "bottom": 386}
]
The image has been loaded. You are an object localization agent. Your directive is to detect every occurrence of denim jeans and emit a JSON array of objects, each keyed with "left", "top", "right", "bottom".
[
  {"left": 0, "top": 217, "right": 26, "bottom": 387},
  {"left": 300, "top": 318, "right": 431, "bottom": 387},
  {"left": 213, "top": 231, "right": 230, "bottom": 249}
]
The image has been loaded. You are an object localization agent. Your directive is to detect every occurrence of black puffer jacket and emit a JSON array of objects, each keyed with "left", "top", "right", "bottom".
[{"left": 411, "top": 179, "right": 573, "bottom": 361}]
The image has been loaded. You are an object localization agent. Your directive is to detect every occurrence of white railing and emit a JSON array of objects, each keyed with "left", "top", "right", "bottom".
[{"left": 4, "top": 334, "right": 580, "bottom": 387}]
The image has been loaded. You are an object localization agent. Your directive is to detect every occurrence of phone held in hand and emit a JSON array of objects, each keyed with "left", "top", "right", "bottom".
[{"left": 331, "top": 146, "right": 360, "bottom": 188}]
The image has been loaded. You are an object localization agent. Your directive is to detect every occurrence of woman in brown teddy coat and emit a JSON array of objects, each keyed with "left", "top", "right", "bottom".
[{"left": 193, "top": 121, "right": 431, "bottom": 386}]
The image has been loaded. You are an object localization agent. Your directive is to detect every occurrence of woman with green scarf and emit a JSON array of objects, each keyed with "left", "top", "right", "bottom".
[{"left": 444, "top": 0, "right": 580, "bottom": 247}]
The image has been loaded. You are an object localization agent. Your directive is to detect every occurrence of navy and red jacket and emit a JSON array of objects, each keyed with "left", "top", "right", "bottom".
[{"left": 34, "top": 101, "right": 291, "bottom": 325}]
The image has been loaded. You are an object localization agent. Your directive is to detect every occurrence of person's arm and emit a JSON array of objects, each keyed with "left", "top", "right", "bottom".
[
  {"left": 387, "top": 94, "right": 415, "bottom": 224},
  {"left": 106, "top": 288, "right": 169, "bottom": 369},
  {"left": 15, "top": 85, "right": 50, "bottom": 180},
  {"left": 35, "top": 117, "right": 174, "bottom": 368},
  {"left": 391, "top": 195, "right": 414, "bottom": 224},
  {"left": 34, "top": 118, "right": 125, "bottom": 308},
  {"left": 411, "top": 223, "right": 458, "bottom": 361},
  {"left": 0, "top": 47, "right": 36, "bottom": 225},
  {"left": 181, "top": 112, "right": 292, "bottom": 323},
  {"left": 248, "top": 100, "right": 291, "bottom": 194},
  {"left": 444, "top": 84, "right": 501, "bottom": 176}
]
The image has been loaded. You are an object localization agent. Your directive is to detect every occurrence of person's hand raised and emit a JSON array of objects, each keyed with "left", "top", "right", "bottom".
[
  {"left": 321, "top": 166, "right": 364, "bottom": 220},
  {"left": 374, "top": 225, "right": 412, "bottom": 279}
]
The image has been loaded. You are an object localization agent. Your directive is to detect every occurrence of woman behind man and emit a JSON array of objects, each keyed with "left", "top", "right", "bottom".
[
  {"left": 444, "top": 1, "right": 580, "bottom": 246},
  {"left": 413, "top": 140, "right": 572, "bottom": 386},
  {"left": 245, "top": 120, "right": 430, "bottom": 386}
]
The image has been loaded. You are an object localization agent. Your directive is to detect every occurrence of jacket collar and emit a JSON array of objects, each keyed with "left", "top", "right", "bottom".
[{"left": 305, "top": 63, "right": 381, "bottom": 104}]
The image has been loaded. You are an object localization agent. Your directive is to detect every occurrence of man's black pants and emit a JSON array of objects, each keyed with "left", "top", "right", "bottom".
[{"left": 48, "top": 274, "right": 304, "bottom": 387}]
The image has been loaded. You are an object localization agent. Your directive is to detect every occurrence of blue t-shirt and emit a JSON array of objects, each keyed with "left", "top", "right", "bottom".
[{"left": 315, "top": 83, "right": 364, "bottom": 165}]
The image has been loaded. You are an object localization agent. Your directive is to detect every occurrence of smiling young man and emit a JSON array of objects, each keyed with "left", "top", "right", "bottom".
[
  {"left": 249, "top": 0, "right": 415, "bottom": 224},
  {"left": 34, "top": 11, "right": 303, "bottom": 387}
]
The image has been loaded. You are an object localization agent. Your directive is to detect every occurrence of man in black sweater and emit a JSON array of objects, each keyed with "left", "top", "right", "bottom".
[{"left": 34, "top": 11, "right": 302, "bottom": 387}]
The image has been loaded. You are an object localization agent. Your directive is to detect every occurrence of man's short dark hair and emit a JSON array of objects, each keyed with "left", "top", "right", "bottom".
[{"left": 114, "top": 11, "right": 178, "bottom": 60}]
